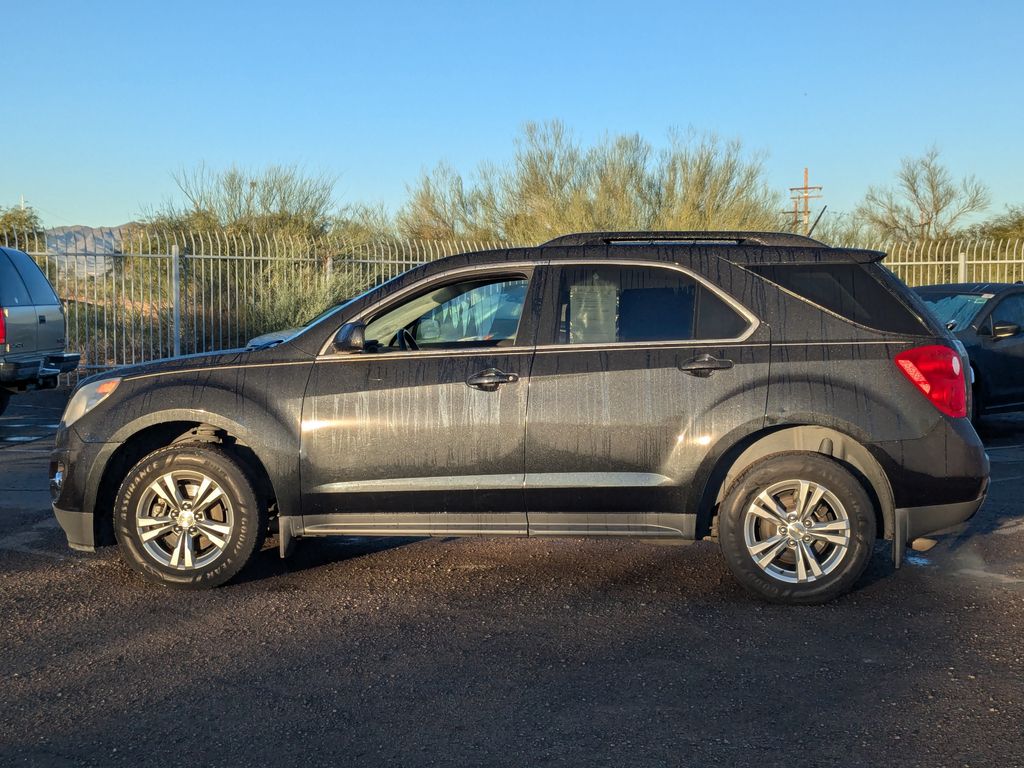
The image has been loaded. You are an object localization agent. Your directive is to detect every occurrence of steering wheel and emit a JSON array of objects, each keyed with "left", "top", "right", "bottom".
[{"left": 397, "top": 328, "right": 419, "bottom": 351}]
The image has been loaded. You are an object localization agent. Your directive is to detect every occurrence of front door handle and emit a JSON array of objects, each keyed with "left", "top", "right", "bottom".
[
  {"left": 678, "top": 354, "right": 734, "bottom": 378},
  {"left": 467, "top": 368, "right": 520, "bottom": 392}
]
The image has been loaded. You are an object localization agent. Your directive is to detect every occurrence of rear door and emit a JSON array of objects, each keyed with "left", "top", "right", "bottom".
[
  {"left": 8, "top": 250, "right": 64, "bottom": 354},
  {"left": 0, "top": 249, "right": 38, "bottom": 359},
  {"left": 524, "top": 258, "right": 769, "bottom": 538}
]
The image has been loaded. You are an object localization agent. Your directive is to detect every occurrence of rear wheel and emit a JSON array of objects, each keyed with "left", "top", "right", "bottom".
[
  {"left": 718, "top": 452, "right": 876, "bottom": 604},
  {"left": 114, "top": 444, "right": 265, "bottom": 588}
]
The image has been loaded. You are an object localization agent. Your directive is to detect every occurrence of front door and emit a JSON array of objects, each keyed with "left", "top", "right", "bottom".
[
  {"left": 300, "top": 268, "right": 539, "bottom": 536},
  {"left": 524, "top": 260, "right": 769, "bottom": 537},
  {"left": 977, "top": 292, "right": 1024, "bottom": 408}
]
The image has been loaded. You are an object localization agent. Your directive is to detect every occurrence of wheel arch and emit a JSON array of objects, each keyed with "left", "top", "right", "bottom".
[
  {"left": 696, "top": 424, "right": 895, "bottom": 544},
  {"left": 90, "top": 417, "right": 279, "bottom": 546}
]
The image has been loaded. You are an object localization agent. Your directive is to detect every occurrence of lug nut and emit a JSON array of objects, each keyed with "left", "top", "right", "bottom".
[
  {"left": 787, "top": 513, "right": 797, "bottom": 521},
  {"left": 788, "top": 539, "right": 797, "bottom": 548},
  {"left": 803, "top": 535, "right": 811, "bottom": 543},
  {"left": 777, "top": 526, "right": 786, "bottom": 536}
]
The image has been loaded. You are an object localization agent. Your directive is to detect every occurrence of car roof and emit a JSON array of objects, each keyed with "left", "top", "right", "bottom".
[
  {"left": 407, "top": 233, "right": 885, "bottom": 278},
  {"left": 914, "top": 282, "right": 1022, "bottom": 294}
]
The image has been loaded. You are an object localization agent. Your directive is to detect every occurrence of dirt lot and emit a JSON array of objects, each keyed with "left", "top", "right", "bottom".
[{"left": 1, "top": 390, "right": 1022, "bottom": 767}]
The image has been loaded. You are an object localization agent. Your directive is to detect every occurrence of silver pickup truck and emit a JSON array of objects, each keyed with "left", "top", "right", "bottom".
[{"left": 0, "top": 246, "right": 80, "bottom": 415}]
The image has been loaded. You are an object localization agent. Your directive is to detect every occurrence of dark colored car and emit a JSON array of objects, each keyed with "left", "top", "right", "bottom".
[
  {"left": 50, "top": 232, "right": 989, "bottom": 604},
  {"left": 916, "top": 283, "right": 1024, "bottom": 421},
  {"left": 0, "top": 246, "right": 80, "bottom": 415}
]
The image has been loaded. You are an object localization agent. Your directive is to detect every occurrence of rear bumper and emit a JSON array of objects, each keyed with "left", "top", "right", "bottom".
[
  {"left": 893, "top": 476, "right": 988, "bottom": 567},
  {"left": 1, "top": 353, "right": 79, "bottom": 389},
  {"left": 44, "top": 352, "right": 81, "bottom": 374},
  {"left": 0, "top": 359, "right": 41, "bottom": 386},
  {"left": 53, "top": 505, "right": 95, "bottom": 552}
]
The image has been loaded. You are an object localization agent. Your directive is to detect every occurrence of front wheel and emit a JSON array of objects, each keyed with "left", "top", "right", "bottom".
[
  {"left": 718, "top": 452, "right": 876, "bottom": 604},
  {"left": 114, "top": 444, "right": 266, "bottom": 588}
]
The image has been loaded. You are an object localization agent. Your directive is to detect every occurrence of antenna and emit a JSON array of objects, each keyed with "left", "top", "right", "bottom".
[{"left": 807, "top": 205, "right": 828, "bottom": 237}]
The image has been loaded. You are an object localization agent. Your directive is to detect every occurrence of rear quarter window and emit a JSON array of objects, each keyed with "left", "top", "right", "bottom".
[
  {"left": 0, "top": 250, "right": 33, "bottom": 306},
  {"left": 749, "top": 262, "right": 929, "bottom": 335},
  {"left": 7, "top": 250, "right": 60, "bottom": 305}
]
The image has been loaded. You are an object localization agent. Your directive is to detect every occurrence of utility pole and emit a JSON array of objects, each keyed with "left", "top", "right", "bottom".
[{"left": 785, "top": 168, "right": 823, "bottom": 235}]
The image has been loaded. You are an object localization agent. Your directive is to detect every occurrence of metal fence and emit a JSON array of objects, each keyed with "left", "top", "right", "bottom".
[
  {"left": 882, "top": 239, "right": 1024, "bottom": 286},
  {"left": 2, "top": 229, "right": 508, "bottom": 382},
  {"left": 1, "top": 228, "right": 1021, "bottom": 383}
]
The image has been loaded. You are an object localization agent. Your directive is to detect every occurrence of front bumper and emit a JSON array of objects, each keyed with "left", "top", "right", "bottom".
[
  {"left": 53, "top": 505, "right": 95, "bottom": 552},
  {"left": 50, "top": 423, "right": 116, "bottom": 552}
]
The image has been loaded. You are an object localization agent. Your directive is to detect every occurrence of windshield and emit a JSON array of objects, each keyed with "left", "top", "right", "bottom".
[
  {"left": 302, "top": 298, "right": 353, "bottom": 328},
  {"left": 917, "top": 292, "right": 990, "bottom": 330}
]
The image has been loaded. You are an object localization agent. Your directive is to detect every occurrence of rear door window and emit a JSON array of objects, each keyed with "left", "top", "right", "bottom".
[
  {"left": 749, "top": 263, "right": 928, "bottom": 335},
  {"left": 8, "top": 251, "right": 59, "bottom": 305},
  {"left": 0, "top": 250, "right": 33, "bottom": 306},
  {"left": 551, "top": 264, "right": 750, "bottom": 344}
]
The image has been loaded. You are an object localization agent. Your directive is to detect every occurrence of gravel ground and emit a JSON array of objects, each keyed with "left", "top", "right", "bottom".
[{"left": 1, "top": 390, "right": 1022, "bottom": 767}]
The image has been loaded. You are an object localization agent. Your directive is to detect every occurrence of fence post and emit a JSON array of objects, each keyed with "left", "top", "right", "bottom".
[
  {"left": 171, "top": 244, "right": 182, "bottom": 357},
  {"left": 957, "top": 250, "right": 968, "bottom": 283}
]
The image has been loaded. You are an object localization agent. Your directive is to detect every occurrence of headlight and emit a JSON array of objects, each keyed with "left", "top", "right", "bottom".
[{"left": 62, "top": 378, "right": 121, "bottom": 427}]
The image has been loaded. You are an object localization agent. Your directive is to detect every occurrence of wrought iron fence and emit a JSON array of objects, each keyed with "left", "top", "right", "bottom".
[
  {"left": 1, "top": 228, "right": 1021, "bottom": 384},
  {"left": 881, "top": 238, "right": 1024, "bottom": 286},
  {"left": 1, "top": 229, "right": 507, "bottom": 382}
]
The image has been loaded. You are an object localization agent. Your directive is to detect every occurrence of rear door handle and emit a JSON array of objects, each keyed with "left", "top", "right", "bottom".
[
  {"left": 467, "top": 368, "right": 520, "bottom": 392},
  {"left": 678, "top": 354, "right": 734, "bottom": 378}
]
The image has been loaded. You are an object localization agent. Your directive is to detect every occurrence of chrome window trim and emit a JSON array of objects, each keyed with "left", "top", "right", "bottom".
[
  {"left": 546, "top": 259, "right": 759, "bottom": 346},
  {"left": 317, "top": 261, "right": 541, "bottom": 357},
  {"left": 316, "top": 257, "right": 760, "bottom": 358}
]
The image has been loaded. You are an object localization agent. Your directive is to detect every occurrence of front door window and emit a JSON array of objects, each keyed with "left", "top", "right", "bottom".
[{"left": 364, "top": 277, "right": 529, "bottom": 351}]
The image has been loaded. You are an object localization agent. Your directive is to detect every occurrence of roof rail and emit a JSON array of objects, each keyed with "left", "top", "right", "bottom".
[{"left": 540, "top": 231, "right": 827, "bottom": 248}]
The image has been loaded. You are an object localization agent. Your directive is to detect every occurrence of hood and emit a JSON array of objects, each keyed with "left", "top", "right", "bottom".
[
  {"left": 75, "top": 348, "right": 254, "bottom": 387},
  {"left": 246, "top": 328, "right": 302, "bottom": 349}
]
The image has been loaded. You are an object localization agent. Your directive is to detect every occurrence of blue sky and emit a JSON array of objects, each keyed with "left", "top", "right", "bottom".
[{"left": 3, "top": 0, "right": 1022, "bottom": 227}]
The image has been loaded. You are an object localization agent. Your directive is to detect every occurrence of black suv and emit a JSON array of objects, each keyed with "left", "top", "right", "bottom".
[{"left": 50, "top": 232, "right": 989, "bottom": 604}]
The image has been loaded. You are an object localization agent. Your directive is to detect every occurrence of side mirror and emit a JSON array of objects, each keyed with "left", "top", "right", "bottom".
[
  {"left": 332, "top": 322, "right": 366, "bottom": 353},
  {"left": 992, "top": 321, "right": 1020, "bottom": 340}
]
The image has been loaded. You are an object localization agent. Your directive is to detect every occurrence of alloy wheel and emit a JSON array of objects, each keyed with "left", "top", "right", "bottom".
[
  {"left": 742, "top": 479, "right": 851, "bottom": 584},
  {"left": 135, "top": 470, "right": 234, "bottom": 570}
]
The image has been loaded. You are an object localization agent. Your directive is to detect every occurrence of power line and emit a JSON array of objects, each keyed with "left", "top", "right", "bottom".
[{"left": 783, "top": 167, "right": 823, "bottom": 235}]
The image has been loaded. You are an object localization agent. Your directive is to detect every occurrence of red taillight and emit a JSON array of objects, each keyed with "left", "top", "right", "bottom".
[
  {"left": 894, "top": 345, "right": 967, "bottom": 418},
  {"left": 0, "top": 308, "right": 6, "bottom": 345}
]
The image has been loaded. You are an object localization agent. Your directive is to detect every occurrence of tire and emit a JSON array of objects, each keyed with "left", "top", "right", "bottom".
[
  {"left": 718, "top": 452, "right": 876, "bottom": 605},
  {"left": 114, "top": 443, "right": 266, "bottom": 588},
  {"left": 0, "top": 390, "right": 10, "bottom": 417}
]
